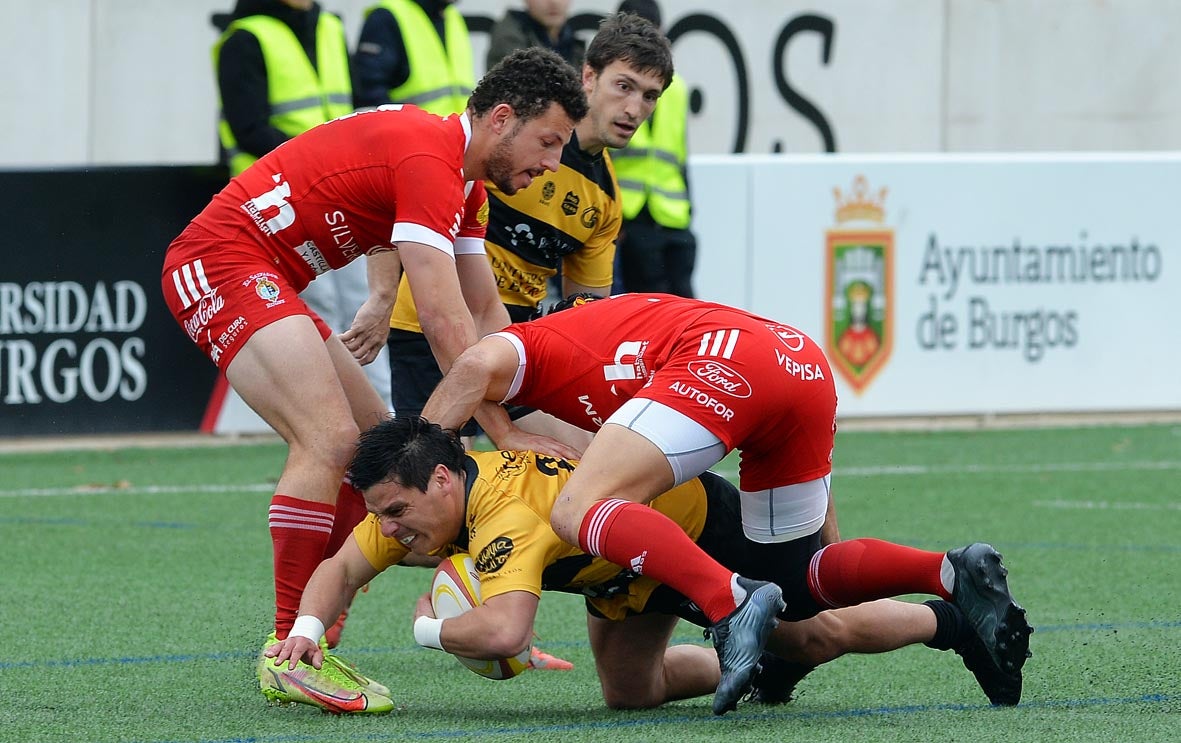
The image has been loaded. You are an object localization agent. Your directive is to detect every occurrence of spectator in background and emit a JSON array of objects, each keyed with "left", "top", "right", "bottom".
[
  {"left": 353, "top": 0, "right": 474, "bottom": 113},
  {"left": 486, "top": 0, "right": 587, "bottom": 306},
  {"left": 212, "top": 0, "right": 394, "bottom": 410},
  {"left": 610, "top": 0, "right": 697, "bottom": 298},
  {"left": 487, "top": 0, "right": 586, "bottom": 72}
]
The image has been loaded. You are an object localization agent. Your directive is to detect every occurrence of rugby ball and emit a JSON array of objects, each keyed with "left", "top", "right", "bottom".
[{"left": 430, "top": 553, "right": 531, "bottom": 680}]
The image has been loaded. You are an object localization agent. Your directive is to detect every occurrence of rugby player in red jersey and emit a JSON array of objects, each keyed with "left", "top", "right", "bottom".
[
  {"left": 421, "top": 293, "right": 1032, "bottom": 714},
  {"left": 161, "top": 48, "right": 588, "bottom": 713}
]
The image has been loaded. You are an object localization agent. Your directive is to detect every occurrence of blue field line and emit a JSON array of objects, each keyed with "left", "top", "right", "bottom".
[
  {"left": 125, "top": 693, "right": 1177, "bottom": 743},
  {"left": 4, "top": 619, "right": 1179, "bottom": 672}
]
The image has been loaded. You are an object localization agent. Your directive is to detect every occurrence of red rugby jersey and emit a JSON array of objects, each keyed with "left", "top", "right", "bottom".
[{"left": 187, "top": 105, "right": 486, "bottom": 289}]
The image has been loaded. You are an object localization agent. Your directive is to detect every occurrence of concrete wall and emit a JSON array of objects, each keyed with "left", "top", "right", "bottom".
[{"left": 4, "top": 0, "right": 1180, "bottom": 167}]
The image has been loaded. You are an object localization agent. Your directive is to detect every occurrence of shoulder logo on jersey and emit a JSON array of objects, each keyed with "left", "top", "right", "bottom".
[
  {"left": 475, "top": 536, "right": 514, "bottom": 574},
  {"left": 687, "top": 360, "right": 752, "bottom": 399},
  {"left": 540, "top": 181, "right": 556, "bottom": 204},
  {"left": 561, "top": 191, "right": 580, "bottom": 216},
  {"left": 477, "top": 199, "right": 489, "bottom": 227},
  {"left": 825, "top": 175, "right": 894, "bottom": 394},
  {"left": 580, "top": 205, "right": 601, "bottom": 229},
  {"left": 241, "top": 174, "right": 295, "bottom": 236}
]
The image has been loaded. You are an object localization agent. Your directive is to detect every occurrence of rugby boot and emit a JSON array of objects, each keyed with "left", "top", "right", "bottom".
[
  {"left": 319, "top": 639, "right": 392, "bottom": 699},
  {"left": 258, "top": 633, "right": 394, "bottom": 714},
  {"left": 946, "top": 542, "right": 1034, "bottom": 702},
  {"left": 746, "top": 653, "right": 814, "bottom": 705},
  {"left": 705, "top": 577, "right": 786, "bottom": 715},
  {"left": 954, "top": 620, "right": 1024, "bottom": 705}
]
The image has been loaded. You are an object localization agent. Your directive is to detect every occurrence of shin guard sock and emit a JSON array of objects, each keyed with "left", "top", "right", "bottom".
[
  {"left": 578, "top": 498, "right": 738, "bottom": 622},
  {"left": 807, "top": 537, "right": 950, "bottom": 608},
  {"left": 323, "top": 479, "right": 368, "bottom": 560},
  {"left": 269, "top": 494, "right": 334, "bottom": 639},
  {"left": 923, "top": 599, "right": 967, "bottom": 650},
  {"left": 321, "top": 480, "right": 367, "bottom": 647}
]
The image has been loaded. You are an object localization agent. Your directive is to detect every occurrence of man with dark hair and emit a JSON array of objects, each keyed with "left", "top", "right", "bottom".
[
  {"left": 387, "top": 11, "right": 674, "bottom": 452},
  {"left": 161, "top": 48, "right": 587, "bottom": 714},
  {"left": 265, "top": 417, "right": 1030, "bottom": 712}
]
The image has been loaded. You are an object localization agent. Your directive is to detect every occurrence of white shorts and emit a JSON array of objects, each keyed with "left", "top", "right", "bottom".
[{"left": 606, "top": 398, "right": 828, "bottom": 543}]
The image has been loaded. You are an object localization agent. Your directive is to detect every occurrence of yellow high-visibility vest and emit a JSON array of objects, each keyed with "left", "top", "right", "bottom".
[
  {"left": 369, "top": 0, "right": 474, "bottom": 115},
  {"left": 213, "top": 13, "right": 353, "bottom": 176},
  {"left": 612, "top": 75, "right": 691, "bottom": 228}
]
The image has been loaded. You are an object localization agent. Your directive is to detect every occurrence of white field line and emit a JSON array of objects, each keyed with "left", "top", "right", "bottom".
[
  {"left": 0, "top": 483, "right": 275, "bottom": 498},
  {"left": 2, "top": 459, "right": 1179, "bottom": 498}
]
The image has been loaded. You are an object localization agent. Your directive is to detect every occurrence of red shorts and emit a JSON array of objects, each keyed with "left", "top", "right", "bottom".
[
  {"left": 636, "top": 311, "right": 837, "bottom": 492},
  {"left": 161, "top": 228, "right": 330, "bottom": 370}
]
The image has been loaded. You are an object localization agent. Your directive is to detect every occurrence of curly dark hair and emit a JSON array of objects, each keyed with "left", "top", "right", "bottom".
[
  {"left": 349, "top": 416, "right": 465, "bottom": 492},
  {"left": 530, "top": 292, "right": 606, "bottom": 320},
  {"left": 468, "top": 47, "right": 589, "bottom": 123},
  {"left": 586, "top": 11, "right": 674, "bottom": 91}
]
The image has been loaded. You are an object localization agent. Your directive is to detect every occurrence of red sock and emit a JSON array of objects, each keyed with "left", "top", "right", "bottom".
[
  {"left": 579, "top": 499, "right": 737, "bottom": 623},
  {"left": 269, "top": 494, "right": 334, "bottom": 639},
  {"left": 807, "top": 537, "right": 949, "bottom": 608},
  {"left": 323, "top": 479, "right": 368, "bottom": 561},
  {"left": 321, "top": 480, "right": 368, "bottom": 648}
]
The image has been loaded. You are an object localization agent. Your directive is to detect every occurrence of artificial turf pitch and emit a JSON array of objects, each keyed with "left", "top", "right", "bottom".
[{"left": 0, "top": 423, "right": 1177, "bottom": 742}]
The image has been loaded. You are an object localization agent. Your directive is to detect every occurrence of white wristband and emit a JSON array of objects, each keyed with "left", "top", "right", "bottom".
[
  {"left": 413, "top": 615, "right": 445, "bottom": 650},
  {"left": 289, "top": 615, "right": 326, "bottom": 643}
]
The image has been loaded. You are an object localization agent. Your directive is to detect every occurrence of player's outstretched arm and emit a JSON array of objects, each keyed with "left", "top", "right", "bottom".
[
  {"left": 422, "top": 336, "right": 516, "bottom": 433},
  {"left": 265, "top": 537, "right": 382, "bottom": 669}
]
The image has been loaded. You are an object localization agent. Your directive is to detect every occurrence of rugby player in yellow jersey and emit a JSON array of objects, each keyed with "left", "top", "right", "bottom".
[
  {"left": 265, "top": 417, "right": 1030, "bottom": 711},
  {"left": 384, "top": 12, "right": 673, "bottom": 449}
]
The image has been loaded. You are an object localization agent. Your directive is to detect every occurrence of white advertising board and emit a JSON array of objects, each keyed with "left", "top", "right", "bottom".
[
  {"left": 691, "top": 153, "right": 1179, "bottom": 416},
  {"left": 8, "top": 1, "right": 1181, "bottom": 166}
]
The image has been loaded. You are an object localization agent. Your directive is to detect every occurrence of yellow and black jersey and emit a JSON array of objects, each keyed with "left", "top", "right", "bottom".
[
  {"left": 388, "top": 132, "right": 620, "bottom": 332},
  {"left": 352, "top": 449, "right": 706, "bottom": 620},
  {"left": 484, "top": 131, "right": 623, "bottom": 309},
  {"left": 484, "top": 132, "right": 621, "bottom": 309}
]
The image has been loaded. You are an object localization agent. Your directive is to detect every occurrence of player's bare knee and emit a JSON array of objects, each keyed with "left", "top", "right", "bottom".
[
  {"left": 548, "top": 496, "right": 584, "bottom": 544},
  {"left": 600, "top": 683, "right": 661, "bottom": 710},
  {"left": 807, "top": 610, "right": 854, "bottom": 662},
  {"left": 291, "top": 419, "right": 361, "bottom": 473}
]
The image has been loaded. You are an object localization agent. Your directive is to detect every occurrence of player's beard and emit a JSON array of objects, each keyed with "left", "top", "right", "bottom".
[{"left": 485, "top": 121, "right": 526, "bottom": 195}]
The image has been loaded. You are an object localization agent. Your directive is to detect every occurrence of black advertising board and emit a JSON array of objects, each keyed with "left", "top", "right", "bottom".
[{"left": 0, "top": 166, "right": 227, "bottom": 436}]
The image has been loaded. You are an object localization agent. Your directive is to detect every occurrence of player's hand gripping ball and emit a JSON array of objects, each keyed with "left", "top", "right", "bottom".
[{"left": 430, "top": 554, "right": 532, "bottom": 679}]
